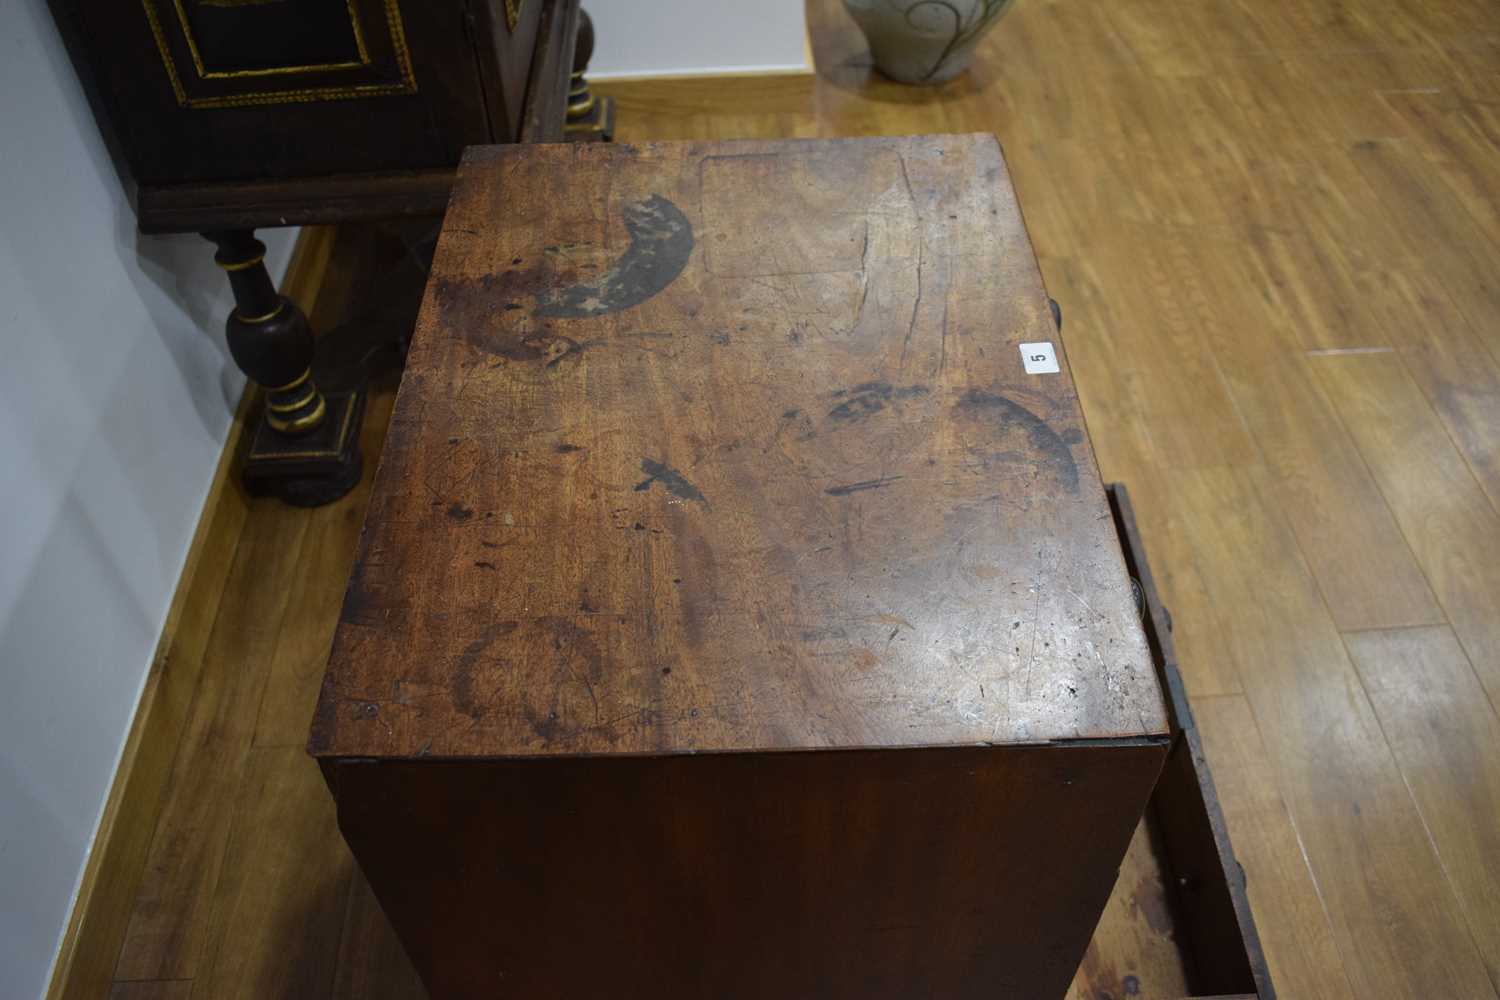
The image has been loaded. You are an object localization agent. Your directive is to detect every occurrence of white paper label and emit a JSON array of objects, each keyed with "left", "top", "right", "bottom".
[{"left": 1020, "top": 341, "right": 1060, "bottom": 374}]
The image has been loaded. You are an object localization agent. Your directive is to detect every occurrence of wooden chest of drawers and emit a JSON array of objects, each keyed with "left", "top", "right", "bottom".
[{"left": 310, "top": 134, "right": 1170, "bottom": 998}]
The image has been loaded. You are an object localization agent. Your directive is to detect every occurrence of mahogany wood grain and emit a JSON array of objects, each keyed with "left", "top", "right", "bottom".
[
  {"left": 333, "top": 746, "right": 1164, "bottom": 999},
  {"left": 311, "top": 136, "right": 1167, "bottom": 760},
  {"left": 312, "top": 135, "right": 1169, "bottom": 997}
]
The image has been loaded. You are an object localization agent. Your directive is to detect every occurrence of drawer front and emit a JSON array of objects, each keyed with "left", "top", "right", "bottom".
[{"left": 61, "top": 0, "right": 493, "bottom": 185}]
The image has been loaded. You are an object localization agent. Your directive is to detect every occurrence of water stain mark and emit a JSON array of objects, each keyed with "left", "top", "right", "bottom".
[
  {"left": 956, "top": 389, "right": 1080, "bottom": 493},
  {"left": 535, "top": 195, "right": 694, "bottom": 318},
  {"left": 431, "top": 266, "right": 555, "bottom": 362},
  {"left": 451, "top": 621, "right": 520, "bottom": 720},
  {"left": 634, "top": 458, "right": 709, "bottom": 508},
  {"left": 827, "top": 381, "right": 929, "bottom": 424},
  {"left": 431, "top": 196, "right": 692, "bottom": 362}
]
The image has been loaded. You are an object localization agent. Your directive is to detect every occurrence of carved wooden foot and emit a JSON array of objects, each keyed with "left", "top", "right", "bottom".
[
  {"left": 564, "top": 9, "right": 614, "bottom": 142},
  {"left": 204, "top": 230, "right": 363, "bottom": 507}
]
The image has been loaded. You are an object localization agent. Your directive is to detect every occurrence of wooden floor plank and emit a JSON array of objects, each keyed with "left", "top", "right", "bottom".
[
  {"left": 252, "top": 388, "right": 398, "bottom": 749},
  {"left": 1166, "top": 464, "right": 1493, "bottom": 997},
  {"left": 1314, "top": 352, "right": 1500, "bottom": 710},
  {"left": 1353, "top": 266, "right": 1500, "bottom": 517},
  {"left": 1035, "top": 255, "right": 1245, "bottom": 700},
  {"left": 1345, "top": 137, "right": 1500, "bottom": 359},
  {"left": 1082, "top": 226, "right": 1260, "bottom": 473},
  {"left": 330, "top": 868, "right": 426, "bottom": 1000},
  {"left": 1379, "top": 90, "right": 1500, "bottom": 252},
  {"left": 1145, "top": 221, "right": 1444, "bottom": 633},
  {"left": 1192, "top": 694, "right": 1357, "bottom": 1000},
  {"left": 1345, "top": 625, "right": 1500, "bottom": 990},
  {"left": 1220, "top": 350, "right": 1440, "bottom": 633},
  {"left": 1066, "top": 820, "right": 1192, "bottom": 1000},
  {"left": 114, "top": 504, "right": 311, "bottom": 981},
  {"left": 189, "top": 747, "right": 353, "bottom": 1000}
]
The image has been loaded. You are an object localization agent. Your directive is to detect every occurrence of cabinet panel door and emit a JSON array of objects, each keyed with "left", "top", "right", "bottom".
[{"left": 61, "top": 0, "right": 492, "bottom": 185}]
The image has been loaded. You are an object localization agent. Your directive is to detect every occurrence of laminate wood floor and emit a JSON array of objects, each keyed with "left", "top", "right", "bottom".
[{"left": 108, "top": 0, "right": 1500, "bottom": 996}]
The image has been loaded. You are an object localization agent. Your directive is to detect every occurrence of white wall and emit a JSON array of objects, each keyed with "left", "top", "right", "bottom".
[
  {"left": 0, "top": 2, "right": 295, "bottom": 996},
  {"left": 586, "top": 0, "right": 809, "bottom": 79}
]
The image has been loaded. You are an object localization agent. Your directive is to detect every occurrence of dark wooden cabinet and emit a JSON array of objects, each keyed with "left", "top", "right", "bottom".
[
  {"left": 50, "top": 0, "right": 611, "bottom": 503},
  {"left": 52, "top": 0, "right": 579, "bottom": 227}
]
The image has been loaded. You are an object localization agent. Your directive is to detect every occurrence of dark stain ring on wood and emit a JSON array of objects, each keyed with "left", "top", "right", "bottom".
[
  {"left": 535, "top": 195, "right": 694, "bottom": 318},
  {"left": 957, "top": 389, "right": 1080, "bottom": 492},
  {"left": 451, "top": 622, "right": 519, "bottom": 720},
  {"left": 826, "top": 382, "right": 929, "bottom": 425}
]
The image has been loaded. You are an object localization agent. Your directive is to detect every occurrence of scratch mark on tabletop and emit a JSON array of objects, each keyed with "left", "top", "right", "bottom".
[
  {"left": 897, "top": 153, "right": 918, "bottom": 208},
  {"left": 900, "top": 240, "right": 925, "bottom": 369},
  {"left": 825, "top": 475, "right": 904, "bottom": 496},
  {"left": 793, "top": 544, "right": 834, "bottom": 565},
  {"left": 566, "top": 660, "right": 601, "bottom": 724},
  {"left": 1023, "top": 551, "right": 1045, "bottom": 698},
  {"left": 938, "top": 295, "right": 949, "bottom": 375},
  {"left": 1064, "top": 586, "right": 1100, "bottom": 620}
]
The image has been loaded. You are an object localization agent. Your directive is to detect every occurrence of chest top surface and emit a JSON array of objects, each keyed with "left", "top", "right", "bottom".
[{"left": 310, "top": 135, "right": 1168, "bottom": 760}]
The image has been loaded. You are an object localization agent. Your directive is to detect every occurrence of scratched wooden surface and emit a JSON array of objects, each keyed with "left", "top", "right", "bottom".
[{"left": 310, "top": 135, "right": 1167, "bottom": 761}]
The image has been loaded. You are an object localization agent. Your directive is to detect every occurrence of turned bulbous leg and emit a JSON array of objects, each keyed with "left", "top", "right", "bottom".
[
  {"left": 565, "top": 9, "right": 615, "bottom": 142},
  {"left": 204, "top": 230, "right": 363, "bottom": 507}
]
